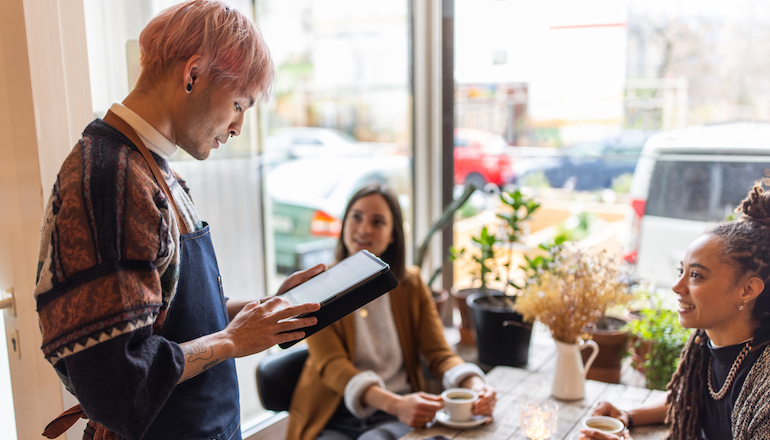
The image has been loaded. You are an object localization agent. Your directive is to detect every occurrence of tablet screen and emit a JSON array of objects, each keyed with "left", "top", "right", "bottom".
[{"left": 281, "top": 250, "right": 388, "bottom": 306}]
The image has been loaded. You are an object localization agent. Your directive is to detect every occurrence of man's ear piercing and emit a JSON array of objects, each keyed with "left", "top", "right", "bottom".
[{"left": 186, "top": 83, "right": 192, "bottom": 92}]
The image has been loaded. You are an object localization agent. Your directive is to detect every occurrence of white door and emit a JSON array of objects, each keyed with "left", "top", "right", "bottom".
[{"left": 0, "top": 1, "right": 93, "bottom": 439}]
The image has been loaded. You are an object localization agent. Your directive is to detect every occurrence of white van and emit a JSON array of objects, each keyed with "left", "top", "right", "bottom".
[{"left": 623, "top": 122, "right": 770, "bottom": 287}]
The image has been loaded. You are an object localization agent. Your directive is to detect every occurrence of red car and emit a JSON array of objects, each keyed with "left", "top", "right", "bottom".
[{"left": 454, "top": 128, "right": 513, "bottom": 188}]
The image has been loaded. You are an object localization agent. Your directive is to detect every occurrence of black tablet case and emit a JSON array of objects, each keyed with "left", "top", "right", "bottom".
[{"left": 278, "top": 268, "right": 398, "bottom": 348}]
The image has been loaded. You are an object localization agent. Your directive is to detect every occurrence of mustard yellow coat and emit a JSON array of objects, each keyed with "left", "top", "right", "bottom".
[{"left": 286, "top": 266, "right": 465, "bottom": 440}]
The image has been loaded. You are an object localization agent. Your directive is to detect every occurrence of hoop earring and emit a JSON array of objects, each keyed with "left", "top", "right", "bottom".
[
  {"left": 738, "top": 302, "right": 746, "bottom": 311},
  {"left": 186, "top": 83, "right": 192, "bottom": 92}
]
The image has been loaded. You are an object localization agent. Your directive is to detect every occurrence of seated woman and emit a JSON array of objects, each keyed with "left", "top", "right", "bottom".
[
  {"left": 286, "top": 183, "right": 496, "bottom": 440},
  {"left": 581, "top": 183, "right": 770, "bottom": 440}
]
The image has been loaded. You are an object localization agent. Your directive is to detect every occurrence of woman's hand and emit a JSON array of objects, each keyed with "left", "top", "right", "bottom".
[
  {"left": 392, "top": 392, "right": 443, "bottom": 427},
  {"left": 578, "top": 401, "right": 634, "bottom": 440},
  {"left": 460, "top": 375, "right": 496, "bottom": 419},
  {"left": 277, "top": 264, "right": 326, "bottom": 294},
  {"left": 590, "top": 402, "right": 630, "bottom": 427},
  {"left": 577, "top": 428, "right": 632, "bottom": 440}
]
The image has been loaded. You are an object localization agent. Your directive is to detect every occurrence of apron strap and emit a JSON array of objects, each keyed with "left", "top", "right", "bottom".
[
  {"left": 103, "top": 110, "right": 189, "bottom": 235},
  {"left": 42, "top": 404, "right": 86, "bottom": 438}
]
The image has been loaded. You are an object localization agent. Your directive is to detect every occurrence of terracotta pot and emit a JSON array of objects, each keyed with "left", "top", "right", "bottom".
[
  {"left": 451, "top": 288, "right": 476, "bottom": 344},
  {"left": 581, "top": 316, "right": 630, "bottom": 384}
]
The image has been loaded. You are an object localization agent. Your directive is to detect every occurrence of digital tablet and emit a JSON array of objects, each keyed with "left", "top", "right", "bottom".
[
  {"left": 281, "top": 249, "right": 389, "bottom": 307},
  {"left": 278, "top": 249, "right": 398, "bottom": 349}
]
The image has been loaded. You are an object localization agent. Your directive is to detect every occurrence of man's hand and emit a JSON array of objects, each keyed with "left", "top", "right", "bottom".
[
  {"left": 392, "top": 392, "right": 444, "bottom": 427},
  {"left": 223, "top": 296, "right": 320, "bottom": 359},
  {"left": 180, "top": 288, "right": 321, "bottom": 383}
]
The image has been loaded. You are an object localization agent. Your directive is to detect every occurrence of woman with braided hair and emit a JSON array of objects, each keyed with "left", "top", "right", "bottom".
[{"left": 579, "top": 182, "right": 770, "bottom": 440}]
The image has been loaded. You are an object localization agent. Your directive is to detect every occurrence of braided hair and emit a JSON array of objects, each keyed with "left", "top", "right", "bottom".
[{"left": 665, "top": 183, "right": 770, "bottom": 439}]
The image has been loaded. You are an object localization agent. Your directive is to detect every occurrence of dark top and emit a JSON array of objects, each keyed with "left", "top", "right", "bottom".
[{"left": 702, "top": 340, "right": 762, "bottom": 440}]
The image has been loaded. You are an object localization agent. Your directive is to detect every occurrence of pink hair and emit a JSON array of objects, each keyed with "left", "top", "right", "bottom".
[{"left": 139, "top": 0, "right": 274, "bottom": 100}]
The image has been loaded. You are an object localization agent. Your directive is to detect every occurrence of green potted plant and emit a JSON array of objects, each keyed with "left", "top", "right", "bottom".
[
  {"left": 450, "top": 189, "right": 541, "bottom": 367},
  {"left": 627, "top": 307, "right": 692, "bottom": 390}
]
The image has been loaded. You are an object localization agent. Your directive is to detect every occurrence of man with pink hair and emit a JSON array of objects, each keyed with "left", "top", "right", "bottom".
[{"left": 34, "top": 2, "right": 321, "bottom": 439}]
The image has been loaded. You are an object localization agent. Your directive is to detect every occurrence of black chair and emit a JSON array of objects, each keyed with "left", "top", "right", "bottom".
[{"left": 256, "top": 345, "right": 309, "bottom": 412}]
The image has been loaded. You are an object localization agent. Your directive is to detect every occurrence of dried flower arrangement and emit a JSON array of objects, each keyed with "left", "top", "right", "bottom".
[{"left": 513, "top": 245, "right": 634, "bottom": 344}]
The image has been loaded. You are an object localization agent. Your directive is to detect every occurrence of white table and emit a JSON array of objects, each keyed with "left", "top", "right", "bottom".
[
  {"left": 405, "top": 322, "right": 669, "bottom": 440},
  {"left": 403, "top": 366, "right": 668, "bottom": 440}
]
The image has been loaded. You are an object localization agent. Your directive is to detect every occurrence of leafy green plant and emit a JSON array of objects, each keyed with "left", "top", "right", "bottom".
[
  {"left": 514, "top": 234, "right": 567, "bottom": 290},
  {"left": 498, "top": 190, "right": 541, "bottom": 290},
  {"left": 450, "top": 189, "right": 541, "bottom": 296},
  {"left": 515, "top": 210, "right": 597, "bottom": 289},
  {"left": 627, "top": 308, "right": 692, "bottom": 390}
]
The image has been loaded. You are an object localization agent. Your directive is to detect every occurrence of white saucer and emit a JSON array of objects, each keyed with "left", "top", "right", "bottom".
[{"left": 434, "top": 409, "right": 490, "bottom": 429}]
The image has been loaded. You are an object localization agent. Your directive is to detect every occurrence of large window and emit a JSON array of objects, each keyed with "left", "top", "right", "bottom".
[
  {"left": 255, "top": 0, "right": 413, "bottom": 283},
  {"left": 451, "top": 0, "right": 770, "bottom": 291}
]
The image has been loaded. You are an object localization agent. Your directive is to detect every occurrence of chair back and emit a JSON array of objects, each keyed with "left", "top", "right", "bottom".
[{"left": 256, "top": 345, "right": 309, "bottom": 412}]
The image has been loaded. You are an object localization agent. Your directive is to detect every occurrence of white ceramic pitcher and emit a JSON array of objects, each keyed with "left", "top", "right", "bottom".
[{"left": 551, "top": 338, "right": 599, "bottom": 401}]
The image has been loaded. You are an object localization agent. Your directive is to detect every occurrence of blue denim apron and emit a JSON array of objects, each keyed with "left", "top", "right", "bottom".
[
  {"left": 99, "top": 111, "right": 241, "bottom": 439},
  {"left": 142, "top": 224, "right": 241, "bottom": 440}
]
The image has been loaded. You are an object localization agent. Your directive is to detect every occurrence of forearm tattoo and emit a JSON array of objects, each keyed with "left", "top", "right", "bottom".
[{"left": 181, "top": 339, "right": 220, "bottom": 380}]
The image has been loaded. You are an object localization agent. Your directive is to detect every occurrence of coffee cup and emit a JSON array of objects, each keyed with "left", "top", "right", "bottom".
[
  {"left": 441, "top": 388, "right": 478, "bottom": 422},
  {"left": 582, "top": 415, "right": 625, "bottom": 434}
]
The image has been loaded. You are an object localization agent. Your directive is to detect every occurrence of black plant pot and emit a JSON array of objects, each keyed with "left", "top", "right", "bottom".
[{"left": 467, "top": 290, "right": 533, "bottom": 367}]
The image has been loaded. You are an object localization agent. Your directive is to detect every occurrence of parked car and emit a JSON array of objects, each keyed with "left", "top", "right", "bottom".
[
  {"left": 622, "top": 122, "right": 770, "bottom": 287},
  {"left": 454, "top": 127, "right": 514, "bottom": 189},
  {"left": 266, "top": 126, "right": 398, "bottom": 158},
  {"left": 514, "top": 130, "right": 658, "bottom": 191},
  {"left": 267, "top": 155, "right": 411, "bottom": 273}
]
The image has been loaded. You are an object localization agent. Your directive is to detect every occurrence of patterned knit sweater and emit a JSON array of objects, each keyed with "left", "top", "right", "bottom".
[
  {"left": 34, "top": 119, "right": 201, "bottom": 440},
  {"left": 732, "top": 345, "right": 770, "bottom": 440}
]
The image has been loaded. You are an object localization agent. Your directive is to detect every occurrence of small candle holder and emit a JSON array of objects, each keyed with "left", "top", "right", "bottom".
[{"left": 519, "top": 399, "right": 559, "bottom": 440}]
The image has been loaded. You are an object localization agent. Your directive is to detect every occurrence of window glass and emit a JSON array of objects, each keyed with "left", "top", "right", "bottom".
[
  {"left": 255, "top": 0, "right": 413, "bottom": 281},
  {"left": 84, "top": 0, "right": 412, "bottom": 427},
  {"left": 646, "top": 160, "right": 770, "bottom": 221},
  {"left": 453, "top": 0, "right": 770, "bottom": 291}
]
